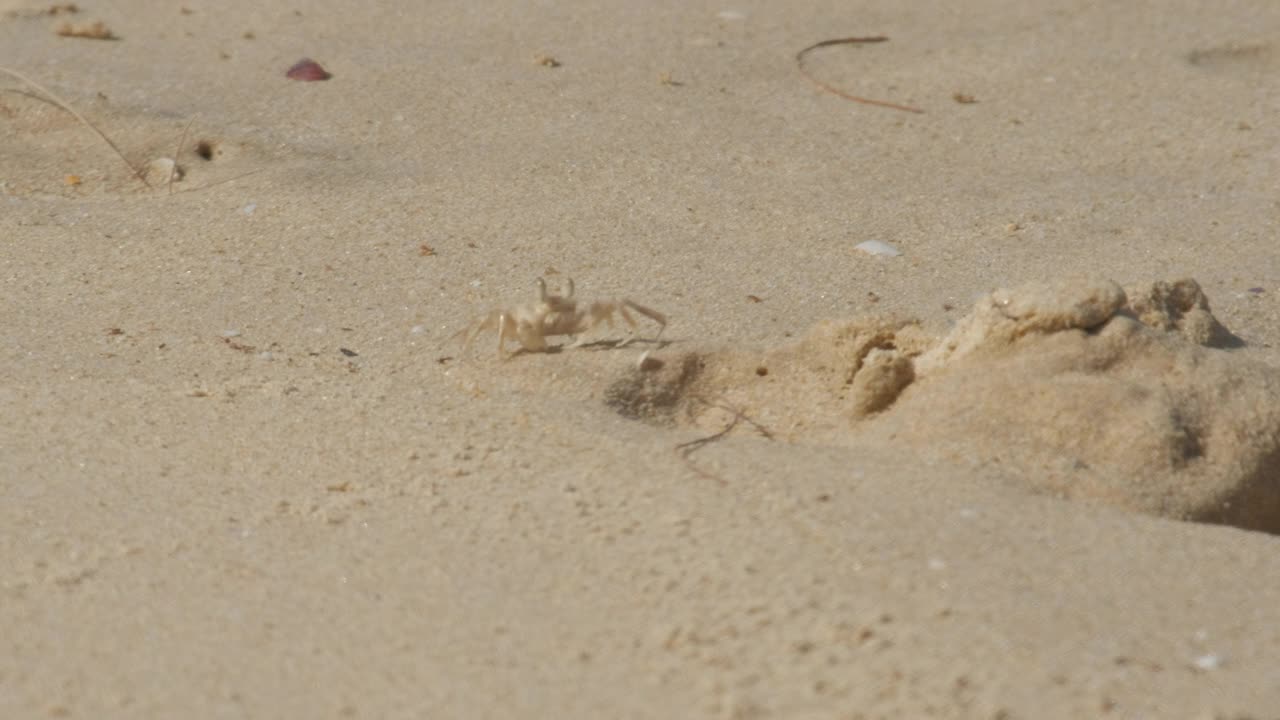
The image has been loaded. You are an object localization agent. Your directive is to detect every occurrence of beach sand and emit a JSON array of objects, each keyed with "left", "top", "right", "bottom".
[{"left": 4, "top": 1, "right": 1280, "bottom": 717}]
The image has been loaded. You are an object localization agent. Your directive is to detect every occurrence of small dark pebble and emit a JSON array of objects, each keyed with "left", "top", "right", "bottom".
[
  {"left": 339, "top": 348, "right": 358, "bottom": 357},
  {"left": 1248, "top": 287, "right": 1265, "bottom": 294},
  {"left": 286, "top": 58, "right": 332, "bottom": 81}
]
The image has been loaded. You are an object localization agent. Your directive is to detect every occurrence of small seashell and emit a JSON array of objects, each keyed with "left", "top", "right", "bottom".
[
  {"left": 286, "top": 58, "right": 332, "bottom": 81},
  {"left": 855, "top": 240, "right": 903, "bottom": 257},
  {"left": 146, "top": 157, "right": 181, "bottom": 184}
]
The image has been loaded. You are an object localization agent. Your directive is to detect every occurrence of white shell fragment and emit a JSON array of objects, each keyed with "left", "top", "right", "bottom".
[
  {"left": 1191, "top": 653, "right": 1222, "bottom": 672},
  {"left": 636, "top": 350, "right": 665, "bottom": 372},
  {"left": 855, "top": 240, "right": 903, "bottom": 257}
]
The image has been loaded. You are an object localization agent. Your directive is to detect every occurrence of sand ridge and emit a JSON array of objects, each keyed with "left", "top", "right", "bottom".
[{"left": 613, "top": 278, "right": 1280, "bottom": 532}]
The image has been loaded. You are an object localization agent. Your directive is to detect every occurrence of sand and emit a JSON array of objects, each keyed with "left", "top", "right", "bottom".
[{"left": 4, "top": 0, "right": 1280, "bottom": 717}]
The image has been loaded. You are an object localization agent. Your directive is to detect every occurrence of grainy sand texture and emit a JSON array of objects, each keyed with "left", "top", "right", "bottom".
[{"left": 4, "top": 1, "right": 1280, "bottom": 718}]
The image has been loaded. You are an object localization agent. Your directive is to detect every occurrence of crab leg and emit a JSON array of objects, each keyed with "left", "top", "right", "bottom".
[
  {"left": 621, "top": 300, "right": 667, "bottom": 345},
  {"left": 459, "top": 312, "right": 497, "bottom": 357}
]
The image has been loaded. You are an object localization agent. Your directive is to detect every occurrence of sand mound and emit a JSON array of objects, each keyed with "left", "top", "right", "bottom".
[{"left": 607, "top": 278, "right": 1280, "bottom": 533}]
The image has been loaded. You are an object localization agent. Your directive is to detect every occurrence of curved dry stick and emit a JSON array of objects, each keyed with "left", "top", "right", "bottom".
[
  {"left": 796, "top": 36, "right": 925, "bottom": 114},
  {"left": 169, "top": 116, "right": 195, "bottom": 195},
  {"left": 0, "top": 66, "right": 152, "bottom": 188}
]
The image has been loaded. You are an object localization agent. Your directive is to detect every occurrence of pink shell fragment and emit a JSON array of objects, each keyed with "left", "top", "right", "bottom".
[{"left": 286, "top": 58, "right": 332, "bottom": 81}]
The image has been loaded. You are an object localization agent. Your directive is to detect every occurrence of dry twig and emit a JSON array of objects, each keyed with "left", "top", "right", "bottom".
[
  {"left": 54, "top": 20, "right": 115, "bottom": 39},
  {"left": 675, "top": 396, "right": 774, "bottom": 483},
  {"left": 1, "top": 69, "right": 260, "bottom": 195},
  {"left": 0, "top": 66, "right": 151, "bottom": 187},
  {"left": 168, "top": 116, "right": 195, "bottom": 195},
  {"left": 796, "top": 37, "right": 924, "bottom": 114}
]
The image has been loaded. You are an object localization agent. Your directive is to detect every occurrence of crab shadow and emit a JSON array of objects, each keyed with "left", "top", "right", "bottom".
[
  {"left": 504, "top": 337, "right": 674, "bottom": 360},
  {"left": 573, "top": 338, "right": 675, "bottom": 353}
]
